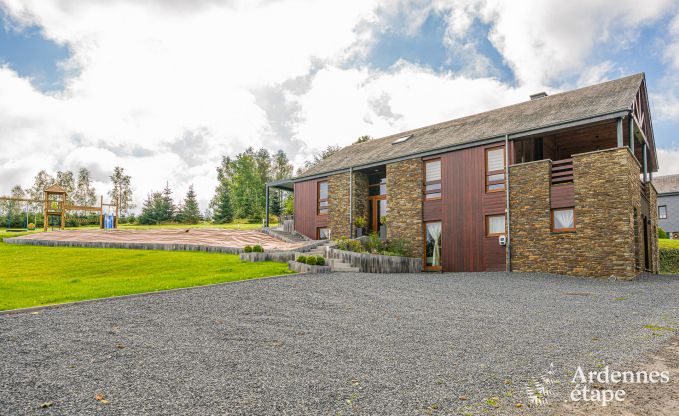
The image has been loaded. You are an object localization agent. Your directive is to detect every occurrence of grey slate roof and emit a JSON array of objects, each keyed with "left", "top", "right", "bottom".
[
  {"left": 298, "top": 73, "right": 645, "bottom": 179},
  {"left": 653, "top": 174, "right": 679, "bottom": 194}
]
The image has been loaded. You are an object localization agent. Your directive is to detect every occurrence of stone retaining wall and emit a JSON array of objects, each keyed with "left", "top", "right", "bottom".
[
  {"left": 326, "top": 248, "right": 422, "bottom": 273},
  {"left": 287, "top": 260, "right": 332, "bottom": 273}
]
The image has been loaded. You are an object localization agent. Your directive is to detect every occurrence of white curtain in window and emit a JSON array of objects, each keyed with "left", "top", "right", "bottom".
[
  {"left": 426, "top": 160, "right": 441, "bottom": 182},
  {"left": 488, "top": 215, "right": 505, "bottom": 235},
  {"left": 554, "top": 209, "right": 574, "bottom": 229},
  {"left": 427, "top": 222, "right": 442, "bottom": 266}
]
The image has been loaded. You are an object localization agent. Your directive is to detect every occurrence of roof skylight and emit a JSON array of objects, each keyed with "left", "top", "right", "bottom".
[{"left": 392, "top": 134, "right": 412, "bottom": 144}]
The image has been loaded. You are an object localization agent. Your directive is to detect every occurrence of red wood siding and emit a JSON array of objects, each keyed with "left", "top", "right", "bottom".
[
  {"left": 441, "top": 144, "right": 507, "bottom": 272},
  {"left": 294, "top": 178, "right": 327, "bottom": 239},
  {"left": 551, "top": 184, "right": 575, "bottom": 209},
  {"left": 423, "top": 199, "right": 442, "bottom": 221}
]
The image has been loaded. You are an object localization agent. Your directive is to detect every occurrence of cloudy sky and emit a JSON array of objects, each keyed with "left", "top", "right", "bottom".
[{"left": 1, "top": 0, "right": 678, "bottom": 211}]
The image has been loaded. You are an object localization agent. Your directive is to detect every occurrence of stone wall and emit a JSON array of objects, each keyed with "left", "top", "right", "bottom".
[
  {"left": 510, "top": 147, "right": 643, "bottom": 279},
  {"left": 386, "top": 159, "right": 424, "bottom": 258},
  {"left": 328, "top": 171, "right": 369, "bottom": 239},
  {"left": 328, "top": 173, "right": 350, "bottom": 239}
]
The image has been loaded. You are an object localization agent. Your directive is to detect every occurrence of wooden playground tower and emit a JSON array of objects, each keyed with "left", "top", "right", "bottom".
[{"left": 0, "top": 184, "right": 118, "bottom": 231}]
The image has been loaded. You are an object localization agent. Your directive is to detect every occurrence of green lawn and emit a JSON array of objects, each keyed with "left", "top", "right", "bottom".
[
  {"left": 660, "top": 239, "right": 679, "bottom": 249},
  {"left": 0, "top": 243, "right": 293, "bottom": 311}
]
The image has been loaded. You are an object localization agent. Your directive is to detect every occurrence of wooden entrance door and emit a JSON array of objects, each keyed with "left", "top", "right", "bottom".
[{"left": 368, "top": 196, "right": 387, "bottom": 237}]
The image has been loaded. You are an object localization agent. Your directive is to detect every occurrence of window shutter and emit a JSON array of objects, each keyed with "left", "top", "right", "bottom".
[
  {"left": 426, "top": 160, "right": 441, "bottom": 182},
  {"left": 487, "top": 148, "right": 504, "bottom": 172}
]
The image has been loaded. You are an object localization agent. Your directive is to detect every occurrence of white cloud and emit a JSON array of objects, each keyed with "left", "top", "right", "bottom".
[
  {"left": 0, "top": 0, "right": 678, "bottom": 212},
  {"left": 657, "top": 148, "right": 679, "bottom": 176}
]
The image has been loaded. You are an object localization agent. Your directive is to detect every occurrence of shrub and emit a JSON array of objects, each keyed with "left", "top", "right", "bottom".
[
  {"left": 385, "top": 238, "right": 409, "bottom": 257},
  {"left": 354, "top": 216, "right": 367, "bottom": 229},
  {"left": 253, "top": 245, "right": 264, "bottom": 253},
  {"left": 347, "top": 239, "right": 363, "bottom": 253},
  {"left": 316, "top": 257, "right": 325, "bottom": 266},
  {"left": 27, "top": 223, "right": 35, "bottom": 230},
  {"left": 367, "top": 232, "right": 382, "bottom": 253},
  {"left": 336, "top": 237, "right": 348, "bottom": 251},
  {"left": 296, "top": 255, "right": 307, "bottom": 263},
  {"left": 659, "top": 227, "right": 668, "bottom": 239},
  {"left": 306, "top": 255, "right": 318, "bottom": 265},
  {"left": 660, "top": 248, "right": 679, "bottom": 274},
  {"left": 243, "top": 245, "right": 253, "bottom": 253}
]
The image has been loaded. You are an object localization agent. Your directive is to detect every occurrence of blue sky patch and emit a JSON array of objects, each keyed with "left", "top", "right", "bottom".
[{"left": 0, "top": 10, "right": 71, "bottom": 92}]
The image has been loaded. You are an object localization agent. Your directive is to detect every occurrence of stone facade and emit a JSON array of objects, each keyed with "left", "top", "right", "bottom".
[
  {"left": 328, "top": 171, "right": 369, "bottom": 239},
  {"left": 510, "top": 147, "right": 658, "bottom": 279},
  {"left": 386, "top": 159, "right": 424, "bottom": 258}
]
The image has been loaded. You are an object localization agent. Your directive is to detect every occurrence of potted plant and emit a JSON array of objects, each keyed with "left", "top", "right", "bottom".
[{"left": 354, "top": 216, "right": 367, "bottom": 237}]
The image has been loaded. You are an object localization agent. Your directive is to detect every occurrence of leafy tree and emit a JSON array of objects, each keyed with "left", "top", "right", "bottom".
[
  {"left": 11, "top": 185, "right": 25, "bottom": 198},
  {"left": 230, "top": 147, "right": 266, "bottom": 220},
  {"left": 355, "top": 135, "right": 372, "bottom": 144},
  {"left": 29, "top": 170, "right": 54, "bottom": 200},
  {"left": 299, "top": 144, "right": 341, "bottom": 174},
  {"left": 108, "top": 167, "right": 135, "bottom": 216},
  {"left": 270, "top": 150, "right": 293, "bottom": 217},
  {"left": 56, "top": 170, "right": 76, "bottom": 202},
  {"left": 284, "top": 194, "right": 294, "bottom": 215},
  {"left": 178, "top": 185, "right": 202, "bottom": 224},
  {"left": 75, "top": 168, "right": 97, "bottom": 206}
]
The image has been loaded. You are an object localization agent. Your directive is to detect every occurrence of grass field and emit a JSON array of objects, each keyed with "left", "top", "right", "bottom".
[
  {"left": 0, "top": 243, "right": 293, "bottom": 311},
  {"left": 660, "top": 239, "right": 679, "bottom": 249}
]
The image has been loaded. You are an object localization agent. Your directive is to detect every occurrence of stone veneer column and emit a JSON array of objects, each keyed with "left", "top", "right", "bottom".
[
  {"left": 328, "top": 171, "right": 369, "bottom": 240},
  {"left": 386, "top": 159, "right": 423, "bottom": 258},
  {"left": 510, "top": 147, "right": 641, "bottom": 279},
  {"left": 328, "top": 173, "right": 350, "bottom": 239}
]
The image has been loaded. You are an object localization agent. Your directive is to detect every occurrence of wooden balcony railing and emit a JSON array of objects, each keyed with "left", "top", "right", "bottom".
[{"left": 551, "top": 159, "right": 574, "bottom": 186}]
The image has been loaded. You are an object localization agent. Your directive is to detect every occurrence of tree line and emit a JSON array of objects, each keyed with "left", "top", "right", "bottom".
[{"left": 3, "top": 138, "right": 368, "bottom": 227}]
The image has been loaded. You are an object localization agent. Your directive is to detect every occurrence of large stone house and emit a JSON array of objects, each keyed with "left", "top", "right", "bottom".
[
  {"left": 654, "top": 174, "right": 679, "bottom": 239},
  {"left": 267, "top": 73, "right": 660, "bottom": 278}
]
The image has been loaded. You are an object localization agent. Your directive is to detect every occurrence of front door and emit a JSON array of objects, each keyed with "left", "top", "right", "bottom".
[{"left": 368, "top": 196, "right": 387, "bottom": 238}]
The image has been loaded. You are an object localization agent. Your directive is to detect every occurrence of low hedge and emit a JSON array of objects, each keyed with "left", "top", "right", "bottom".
[{"left": 660, "top": 248, "right": 679, "bottom": 274}]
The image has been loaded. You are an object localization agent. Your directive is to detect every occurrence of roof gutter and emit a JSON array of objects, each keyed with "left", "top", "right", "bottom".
[{"left": 292, "top": 109, "right": 630, "bottom": 183}]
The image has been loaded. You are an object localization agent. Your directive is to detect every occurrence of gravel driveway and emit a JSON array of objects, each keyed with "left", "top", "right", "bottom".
[{"left": 2, "top": 272, "right": 679, "bottom": 415}]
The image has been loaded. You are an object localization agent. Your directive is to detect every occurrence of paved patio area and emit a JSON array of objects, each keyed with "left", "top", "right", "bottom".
[
  {"left": 2, "top": 272, "right": 679, "bottom": 415},
  {"left": 8, "top": 228, "right": 306, "bottom": 251}
]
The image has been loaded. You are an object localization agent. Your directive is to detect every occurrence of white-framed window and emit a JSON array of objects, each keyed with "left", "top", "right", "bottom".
[
  {"left": 552, "top": 208, "right": 575, "bottom": 232},
  {"left": 486, "top": 214, "right": 506, "bottom": 236},
  {"left": 659, "top": 205, "right": 667, "bottom": 220}
]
